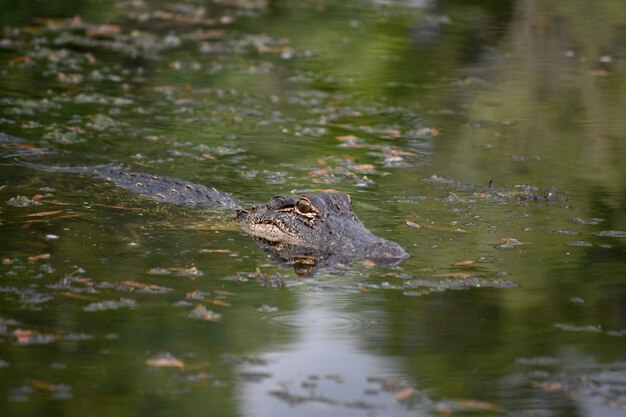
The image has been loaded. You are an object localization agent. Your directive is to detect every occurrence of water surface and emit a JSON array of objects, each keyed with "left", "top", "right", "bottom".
[{"left": 1, "top": 1, "right": 625, "bottom": 416}]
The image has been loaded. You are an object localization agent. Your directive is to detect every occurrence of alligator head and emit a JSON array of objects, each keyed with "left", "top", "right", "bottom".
[{"left": 236, "top": 193, "right": 407, "bottom": 274}]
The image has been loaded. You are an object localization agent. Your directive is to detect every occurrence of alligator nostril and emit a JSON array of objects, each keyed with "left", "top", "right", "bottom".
[{"left": 236, "top": 209, "right": 249, "bottom": 220}]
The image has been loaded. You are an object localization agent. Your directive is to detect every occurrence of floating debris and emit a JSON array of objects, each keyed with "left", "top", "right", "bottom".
[
  {"left": 496, "top": 237, "right": 525, "bottom": 250},
  {"left": 62, "top": 332, "right": 94, "bottom": 341},
  {"left": 403, "top": 276, "right": 517, "bottom": 293},
  {"left": 567, "top": 240, "right": 593, "bottom": 247},
  {"left": 595, "top": 230, "right": 626, "bottom": 238},
  {"left": 172, "top": 300, "right": 193, "bottom": 307},
  {"left": 268, "top": 389, "right": 380, "bottom": 410},
  {"left": 434, "top": 398, "right": 503, "bottom": 414},
  {"left": 186, "top": 290, "right": 209, "bottom": 300},
  {"left": 554, "top": 323, "right": 602, "bottom": 333},
  {"left": 527, "top": 362, "right": 626, "bottom": 411},
  {"left": 146, "top": 267, "right": 171, "bottom": 275},
  {"left": 6, "top": 196, "right": 42, "bottom": 207},
  {"left": 119, "top": 280, "right": 172, "bottom": 293},
  {"left": 405, "top": 220, "right": 420, "bottom": 229},
  {"left": 83, "top": 298, "right": 137, "bottom": 312},
  {"left": 549, "top": 229, "right": 578, "bottom": 235},
  {"left": 30, "top": 380, "right": 73, "bottom": 400},
  {"left": 12, "top": 329, "right": 56, "bottom": 346},
  {"left": 146, "top": 353, "right": 184, "bottom": 368},
  {"left": 25, "top": 210, "right": 63, "bottom": 217},
  {"left": 395, "top": 387, "right": 415, "bottom": 401},
  {"left": 571, "top": 217, "right": 604, "bottom": 225},
  {"left": 173, "top": 266, "right": 204, "bottom": 277},
  {"left": 199, "top": 248, "right": 233, "bottom": 254},
  {"left": 307, "top": 157, "right": 377, "bottom": 186},
  {"left": 453, "top": 259, "right": 482, "bottom": 266},
  {"left": 27, "top": 253, "right": 51, "bottom": 262},
  {"left": 20, "top": 291, "right": 54, "bottom": 306},
  {"left": 516, "top": 357, "right": 561, "bottom": 366},
  {"left": 188, "top": 304, "right": 221, "bottom": 321}
]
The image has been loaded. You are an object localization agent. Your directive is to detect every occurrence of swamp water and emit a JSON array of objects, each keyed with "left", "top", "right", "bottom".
[{"left": 0, "top": 1, "right": 625, "bottom": 416}]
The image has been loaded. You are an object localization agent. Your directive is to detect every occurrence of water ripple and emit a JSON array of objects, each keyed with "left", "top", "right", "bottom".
[{"left": 258, "top": 310, "right": 387, "bottom": 334}]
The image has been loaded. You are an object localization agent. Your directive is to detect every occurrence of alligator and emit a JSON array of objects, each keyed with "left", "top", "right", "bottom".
[{"left": 10, "top": 158, "right": 408, "bottom": 275}]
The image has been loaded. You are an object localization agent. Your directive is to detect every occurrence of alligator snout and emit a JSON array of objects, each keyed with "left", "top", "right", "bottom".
[{"left": 370, "top": 240, "right": 409, "bottom": 261}]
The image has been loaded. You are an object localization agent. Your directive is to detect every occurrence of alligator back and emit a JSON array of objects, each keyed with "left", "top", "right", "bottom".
[
  {"left": 94, "top": 169, "right": 239, "bottom": 209},
  {"left": 16, "top": 162, "right": 239, "bottom": 209}
]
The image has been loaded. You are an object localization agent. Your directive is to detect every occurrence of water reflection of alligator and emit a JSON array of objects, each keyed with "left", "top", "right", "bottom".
[{"left": 17, "top": 162, "right": 409, "bottom": 275}]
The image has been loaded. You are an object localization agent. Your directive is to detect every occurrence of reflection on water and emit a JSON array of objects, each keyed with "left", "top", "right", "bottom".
[
  {"left": 240, "top": 291, "right": 426, "bottom": 417},
  {"left": 0, "top": 0, "right": 625, "bottom": 416}
]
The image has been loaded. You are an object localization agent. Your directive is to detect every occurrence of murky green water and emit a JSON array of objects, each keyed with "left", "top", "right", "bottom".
[{"left": 1, "top": 1, "right": 625, "bottom": 416}]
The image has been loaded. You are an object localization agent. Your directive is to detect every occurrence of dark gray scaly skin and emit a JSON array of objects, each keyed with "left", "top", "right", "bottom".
[
  {"left": 13, "top": 163, "right": 239, "bottom": 209},
  {"left": 236, "top": 193, "right": 407, "bottom": 261},
  {"left": 12, "top": 160, "right": 408, "bottom": 269},
  {"left": 236, "top": 193, "right": 408, "bottom": 275},
  {"left": 93, "top": 169, "right": 239, "bottom": 209}
]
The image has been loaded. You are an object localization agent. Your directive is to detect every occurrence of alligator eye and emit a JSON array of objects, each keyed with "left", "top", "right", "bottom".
[{"left": 296, "top": 198, "right": 312, "bottom": 214}]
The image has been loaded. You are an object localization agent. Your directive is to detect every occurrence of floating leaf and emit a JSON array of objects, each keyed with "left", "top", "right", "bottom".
[
  {"left": 87, "top": 24, "right": 122, "bottom": 36},
  {"left": 147, "top": 268, "right": 170, "bottom": 275},
  {"left": 186, "top": 290, "right": 208, "bottom": 300},
  {"left": 25, "top": 210, "right": 62, "bottom": 217},
  {"left": 353, "top": 164, "right": 375, "bottom": 173},
  {"left": 308, "top": 167, "right": 331, "bottom": 176},
  {"left": 120, "top": 280, "right": 172, "bottom": 292},
  {"left": 454, "top": 259, "right": 477, "bottom": 266},
  {"left": 395, "top": 387, "right": 414, "bottom": 401},
  {"left": 589, "top": 69, "right": 608, "bottom": 76},
  {"left": 554, "top": 323, "right": 601, "bottom": 333},
  {"left": 31, "top": 380, "right": 59, "bottom": 391},
  {"left": 7, "top": 196, "right": 42, "bottom": 207},
  {"left": 208, "top": 299, "right": 231, "bottom": 307},
  {"left": 8, "top": 55, "right": 34, "bottom": 67},
  {"left": 10, "top": 143, "right": 42, "bottom": 151},
  {"left": 59, "top": 292, "right": 96, "bottom": 301},
  {"left": 189, "top": 304, "right": 221, "bottom": 321},
  {"left": 13, "top": 329, "right": 56, "bottom": 346},
  {"left": 38, "top": 200, "right": 73, "bottom": 206},
  {"left": 405, "top": 220, "right": 421, "bottom": 229},
  {"left": 83, "top": 298, "right": 137, "bottom": 312},
  {"left": 146, "top": 353, "right": 184, "bottom": 368},
  {"left": 455, "top": 398, "right": 503, "bottom": 412},
  {"left": 335, "top": 135, "right": 362, "bottom": 147},
  {"left": 498, "top": 237, "right": 525, "bottom": 247},
  {"left": 172, "top": 266, "right": 204, "bottom": 277},
  {"left": 415, "top": 127, "right": 439, "bottom": 137},
  {"left": 27, "top": 253, "right": 51, "bottom": 262},
  {"left": 595, "top": 230, "right": 626, "bottom": 238}
]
